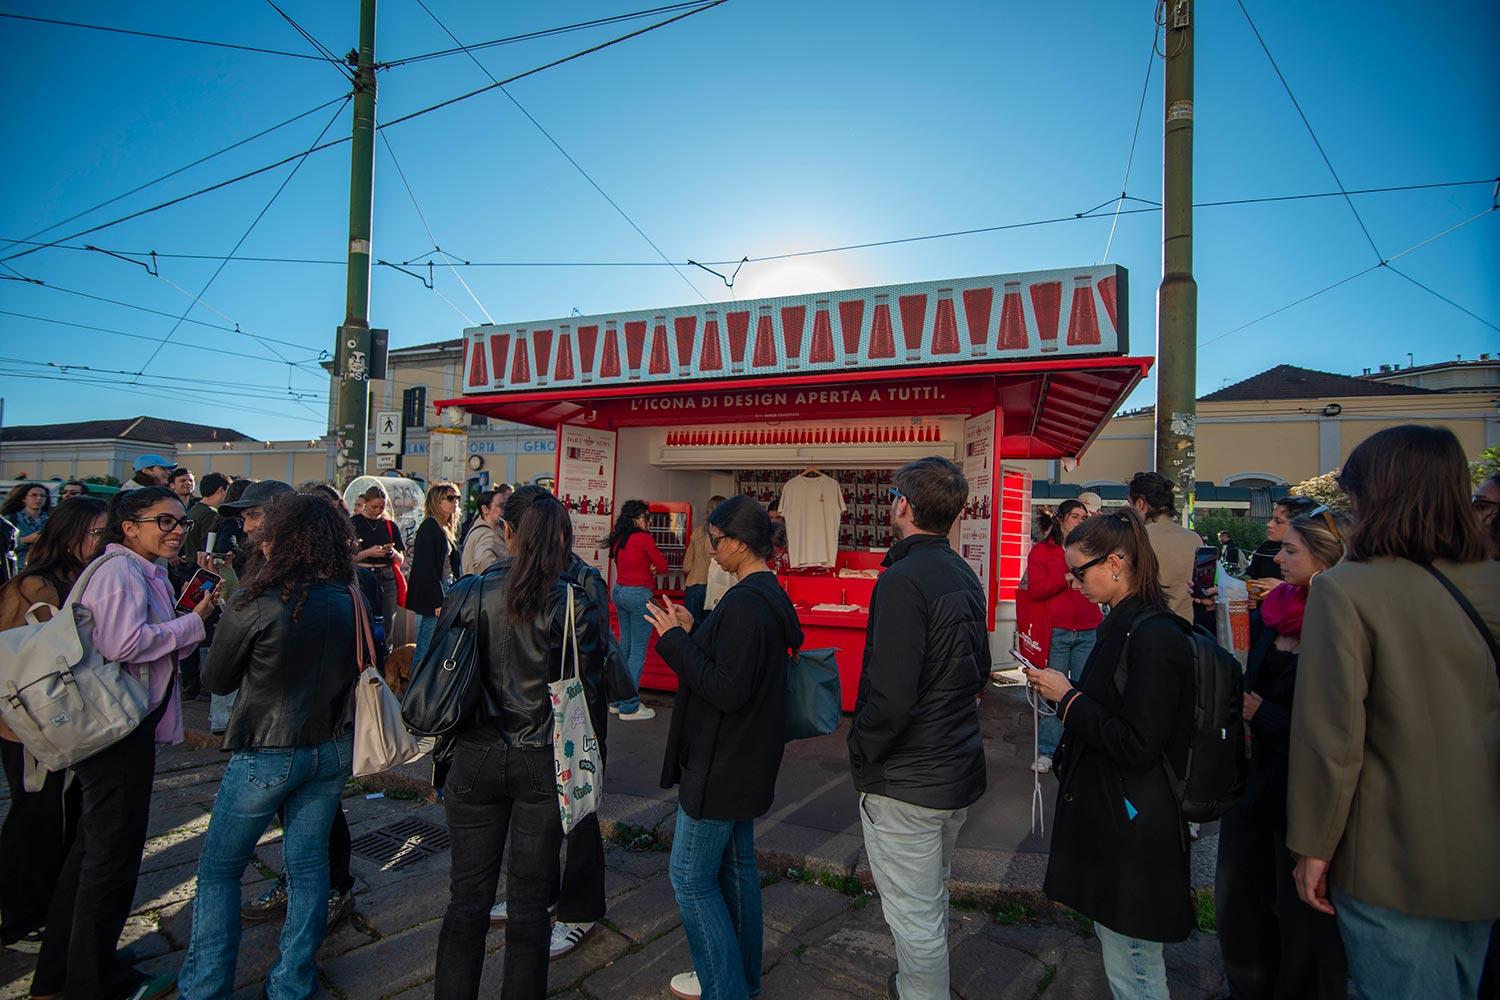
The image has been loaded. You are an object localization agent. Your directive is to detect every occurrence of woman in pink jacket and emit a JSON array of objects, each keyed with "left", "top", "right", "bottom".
[
  {"left": 29, "top": 486, "right": 216, "bottom": 1000},
  {"left": 1027, "top": 499, "right": 1103, "bottom": 773}
]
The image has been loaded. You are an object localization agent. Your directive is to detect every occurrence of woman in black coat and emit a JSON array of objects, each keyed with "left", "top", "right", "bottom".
[
  {"left": 407, "top": 483, "right": 461, "bottom": 664},
  {"left": 644, "top": 495, "right": 803, "bottom": 1000},
  {"left": 1025, "top": 506, "right": 1194, "bottom": 1000}
]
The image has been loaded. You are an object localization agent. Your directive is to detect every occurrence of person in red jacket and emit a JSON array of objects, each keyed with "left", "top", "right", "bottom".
[
  {"left": 1028, "top": 499, "right": 1102, "bottom": 772},
  {"left": 605, "top": 500, "right": 668, "bottom": 721}
]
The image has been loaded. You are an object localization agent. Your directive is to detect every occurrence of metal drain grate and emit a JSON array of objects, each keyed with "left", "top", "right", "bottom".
[{"left": 349, "top": 817, "right": 451, "bottom": 871}]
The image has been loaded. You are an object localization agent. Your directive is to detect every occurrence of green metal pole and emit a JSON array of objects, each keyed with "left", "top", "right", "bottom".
[
  {"left": 334, "top": 0, "right": 377, "bottom": 484},
  {"left": 1155, "top": 0, "right": 1197, "bottom": 527}
]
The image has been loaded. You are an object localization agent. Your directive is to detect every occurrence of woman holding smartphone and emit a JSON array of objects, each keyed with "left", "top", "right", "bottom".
[
  {"left": 406, "top": 483, "right": 461, "bottom": 664},
  {"left": 30, "top": 487, "right": 215, "bottom": 1000},
  {"left": 351, "top": 485, "right": 404, "bottom": 652}
]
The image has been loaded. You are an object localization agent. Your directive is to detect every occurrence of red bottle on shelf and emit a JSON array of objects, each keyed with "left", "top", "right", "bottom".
[
  {"left": 1097, "top": 274, "right": 1118, "bottom": 333},
  {"left": 532, "top": 328, "right": 554, "bottom": 387},
  {"left": 868, "top": 294, "right": 895, "bottom": 359},
  {"left": 649, "top": 315, "right": 671, "bottom": 375},
  {"left": 674, "top": 315, "right": 697, "bottom": 376},
  {"left": 752, "top": 305, "right": 778, "bottom": 368},
  {"left": 1067, "top": 275, "right": 1101, "bottom": 346},
  {"left": 899, "top": 293, "right": 928, "bottom": 360},
  {"left": 555, "top": 325, "right": 575, "bottom": 382},
  {"left": 625, "top": 320, "right": 648, "bottom": 379},
  {"left": 963, "top": 287, "right": 994, "bottom": 356},
  {"left": 808, "top": 299, "right": 835, "bottom": 366},
  {"left": 839, "top": 298, "right": 865, "bottom": 365},
  {"left": 931, "top": 288, "right": 960, "bottom": 355},
  {"left": 600, "top": 320, "right": 622, "bottom": 379},
  {"left": 576, "top": 325, "right": 597, "bottom": 383},
  {"left": 726, "top": 310, "right": 751, "bottom": 373},
  {"left": 780, "top": 304, "right": 806, "bottom": 369},
  {"left": 1031, "top": 280, "right": 1063, "bottom": 352},
  {"left": 999, "top": 281, "right": 1028, "bottom": 350},
  {"left": 700, "top": 310, "right": 723, "bottom": 372},
  {"left": 490, "top": 333, "right": 511, "bottom": 387}
]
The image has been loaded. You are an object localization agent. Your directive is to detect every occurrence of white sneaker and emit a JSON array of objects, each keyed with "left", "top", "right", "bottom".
[
  {"left": 670, "top": 970, "right": 701, "bottom": 999},
  {"left": 489, "top": 899, "right": 555, "bottom": 924},
  {"left": 1030, "top": 755, "right": 1053, "bottom": 773},
  {"left": 549, "top": 920, "right": 593, "bottom": 959},
  {"left": 617, "top": 705, "right": 656, "bottom": 721},
  {"left": 608, "top": 705, "right": 620, "bottom": 715}
]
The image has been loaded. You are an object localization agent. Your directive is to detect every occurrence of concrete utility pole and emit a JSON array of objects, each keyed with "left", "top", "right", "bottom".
[
  {"left": 333, "top": 0, "right": 377, "bottom": 484},
  {"left": 1155, "top": 0, "right": 1197, "bottom": 526}
]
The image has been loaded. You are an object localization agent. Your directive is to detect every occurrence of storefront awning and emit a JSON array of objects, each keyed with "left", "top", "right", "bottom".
[{"left": 438, "top": 356, "right": 1150, "bottom": 460}]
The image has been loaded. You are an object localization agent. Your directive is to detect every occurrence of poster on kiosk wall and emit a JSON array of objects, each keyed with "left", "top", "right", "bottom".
[
  {"left": 555, "top": 425, "right": 617, "bottom": 575},
  {"left": 960, "top": 410, "right": 997, "bottom": 621}
]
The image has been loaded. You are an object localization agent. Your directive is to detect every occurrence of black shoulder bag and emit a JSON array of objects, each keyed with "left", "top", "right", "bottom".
[{"left": 400, "top": 571, "right": 487, "bottom": 737}]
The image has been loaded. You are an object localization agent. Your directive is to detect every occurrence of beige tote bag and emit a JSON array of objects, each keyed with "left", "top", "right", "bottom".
[{"left": 349, "top": 585, "right": 423, "bottom": 777}]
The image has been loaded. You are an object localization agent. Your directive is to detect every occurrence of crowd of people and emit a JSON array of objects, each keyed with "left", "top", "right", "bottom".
[{"left": 0, "top": 423, "right": 1495, "bottom": 1000}]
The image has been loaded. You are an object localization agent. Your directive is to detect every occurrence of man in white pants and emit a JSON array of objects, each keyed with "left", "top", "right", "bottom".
[{"left": 848, "top": 457, "right": 990, "bottom": 1000}]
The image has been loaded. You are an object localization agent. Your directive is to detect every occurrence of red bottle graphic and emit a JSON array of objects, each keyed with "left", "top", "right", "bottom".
[
  {"left": 899, "top": 294, "right": 928, "bottom": 360},
  {"left": 700, "top": 311, "right": 723, "bottom": 371},
  {"left": 932, "top": 288, "right": 959, "bottom": 355},
  {"left": 962, "top": 287, "right": 993, "bottom": 356},
  {"left": 726, "top": 310, "right": 750, "bottom": 373},
  {"left": 674, "top": 315, "right": 697, "bottom": 375},
  {"left": 809, "top": 299, "right": 835, "bottom": 365},
  {"left": 751, "top": 305, "right": 778, "bottom": 368},
  {"left": 1097, "top": 273, "right": 1118, "bottom": 332},
  {"left": 532, "top": 328, "right": 554, "bottom": 387},
  {"left": 467, "top": 337, "right": 488, "bottom": 388},
  {"left": 625, "top": 320, "right": 648, "bottom": 380},
  {"left": 600, "top": 320, "right": 622, "bottom": 379},
  {"left": 1030, "top": 280, "right": 1062, "bottom": 352},
  {"left": 868, "top": 294, "right": 895, "bottom": 359},
  {"left": 838, "top": 298, "right": 865, "bottom": 365},
  {"left": 555, "top": 324, "right": 575, "bottom": 382},
  {"left": 648, "top": 315, "right": 671, "bottom": 375},
  {"left": 999, "top": 281, "right": 1028, "bottom": 350},
  {"left": 1067, "top": 275, "right": 1101, "bottom": 346},
  {"left": 780, "top": 304, "right": 806, "bottom": 370},
  {"left": 577, "top": 325, "right": 599, "bottom": 383},
  {"left": 490, "top": 333, "right": 511, "bottom": 386},
  {"left": 510, "top": 332, "right": 532, "bottom": 385}
]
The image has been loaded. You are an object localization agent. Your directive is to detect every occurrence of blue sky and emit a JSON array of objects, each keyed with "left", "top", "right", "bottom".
[{"left": 1, "top": 1, "right": 1496, "bottom": 439}]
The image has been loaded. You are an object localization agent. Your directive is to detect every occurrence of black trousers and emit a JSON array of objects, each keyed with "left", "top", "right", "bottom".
[
  {"left": 31, "top": 718, "right": 160, "bottom": 999},
  {"left": 276, "top": 799, "right": 354, "bottom": 894},
  {"left": 1215, "top": 794, "right": 1347, "bottom": 1000},
  {"left": 0, "top": 741, "right": 82, "bottom": 943},
  {"left": 555, "top": 810, "right": 606, "bottom": 923}
]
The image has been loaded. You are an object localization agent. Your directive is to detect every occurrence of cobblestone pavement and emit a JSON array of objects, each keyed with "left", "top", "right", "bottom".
[{"left": 0, "top": 732, "right": 1226, "bottom": 999}]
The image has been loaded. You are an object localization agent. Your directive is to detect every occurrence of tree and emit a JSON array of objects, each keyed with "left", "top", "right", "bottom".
[
  {"left": 81, "top": 474, "right": 121, "bottom": 487},
  {"left": 1195, "top": 511, "right": 1264, "bottom": 554},
  {"left": 1471, "top": 445, "right": 1500, "bottom": 488},
  {"left": 1289, "top": 470, "right": 1349, "bottom": 511}
]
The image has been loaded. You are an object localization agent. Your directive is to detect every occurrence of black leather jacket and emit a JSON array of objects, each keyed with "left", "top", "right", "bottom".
[
  {"left": 458, "top": 562, "right": 606, "bottom": 748},
  {"left": 202, "top": 581, "right": 359, "bottom": 750}
]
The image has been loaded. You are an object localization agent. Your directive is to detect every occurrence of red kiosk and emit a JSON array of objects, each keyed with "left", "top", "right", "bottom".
[{"left": 437, "top": 266, "right": 1150, "bottom": 708}]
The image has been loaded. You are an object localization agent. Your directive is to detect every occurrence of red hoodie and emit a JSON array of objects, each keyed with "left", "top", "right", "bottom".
[{"left": 1026, "top": 539, "right": 1103, "bottom": 632}]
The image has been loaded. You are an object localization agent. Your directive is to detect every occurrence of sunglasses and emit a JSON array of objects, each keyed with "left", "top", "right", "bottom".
[
  {"left": 1474, "top": 495, "right": 1499, "bottom": 515},
  {"left": 128, "top": 513, "right": 191, "bottom": 533},
  {"left": 1302, "top": 504, "right": 1342, "bottom": 541},
  {"left": 1067, "top": 553, "right": 1110, "bottom": 582},
  {"left": 888, "top": 487, "right": 906, "bottom": 504}
]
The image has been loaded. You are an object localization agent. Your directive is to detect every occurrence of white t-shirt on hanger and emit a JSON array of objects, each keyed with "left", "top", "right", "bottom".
[{"left": 780, "top": 472, "right": 846, "bottom": 568}]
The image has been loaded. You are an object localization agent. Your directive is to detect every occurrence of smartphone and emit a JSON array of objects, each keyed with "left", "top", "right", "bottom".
[
  {"left": 175, "top": 567, "right": 223, "bottom": 614},
  {"left": 1011, "top": 648, "right": 1041, "bottom": 673},
  {"left": 1191, "top": 545, "right": 1218, "bottom": 599}
]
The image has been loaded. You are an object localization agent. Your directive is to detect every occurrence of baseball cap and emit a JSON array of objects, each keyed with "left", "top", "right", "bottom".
[
  {"left": 133, "top": 453, "right": 174, "bottom": 472},
  {"left": 219, "top": 479, "right": 294, "bottom": 514},
  {"left": 1077, "top": 491, "right": 1103, "bottom": 513}
]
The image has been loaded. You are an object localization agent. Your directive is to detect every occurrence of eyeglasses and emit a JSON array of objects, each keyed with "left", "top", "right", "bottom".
[
  {"left": 127, "top": 513, "right": 190, "bottom": 533},
  {"left": 1067, "top": 553, "right": 1110, "bottom": 582},
  {"left": 1475, "top": 495, "right": 1499, "bottom": 515},
  {"left": 87, "top": 526, "right": 107, "bottom": 536},
  {"left": 1303, "top": 504, "right": 1342, "bottom": 541},
  {"left": 888, "top": 487, "right": 906, "bottom": 504},
  {"left": 438, "top": 494, "right": 458, "bottom": 503},
  {"left": 707, "top": 530, "right": 729, "bottom": 550}
]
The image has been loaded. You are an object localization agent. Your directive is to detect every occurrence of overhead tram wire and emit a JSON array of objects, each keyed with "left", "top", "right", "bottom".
[
  {"left": 264, "top": 0, "right": 356, "bottom": 82},
  {"left": 1235, "top": 0, "right": 1382, "bottom": 260},
  {"left": 1384, "top": 266, "right": 1500, "bottom": 334},
  {"left": 134, "top": 97, "right": 351, "bottom": 378},
  {"left": 0, "top": 13, "right": 331, "bottom": 62},
  {"left": 0, "top": 310, "right": 327, "bottom": 368},
  {"left": 0, "top": 357, "right": 329, "bottom": 403},
  {"left": 1102, "top": 26, "right": 1160, "bottom": 264},
  {"left": 0, "top": 369, "right": 326, "bottom": 422},
  {"left": 0, "top": 0, "right": 727, "bottom": 266},
  {"left": 411, "top": 0, "right": 710, "bottom": 304},
  {"left": 382, "top": 1, "right": 715, "bottom": 67}
]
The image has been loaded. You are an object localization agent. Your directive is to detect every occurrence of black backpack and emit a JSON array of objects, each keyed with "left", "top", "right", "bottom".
[{"left": 1117, "top": 611, "right": 1247, "bottom": 823}]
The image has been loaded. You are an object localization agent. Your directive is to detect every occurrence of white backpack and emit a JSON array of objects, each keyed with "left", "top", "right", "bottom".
[{"left": 0, "top": 551, "right": 158, "bottom": 772}]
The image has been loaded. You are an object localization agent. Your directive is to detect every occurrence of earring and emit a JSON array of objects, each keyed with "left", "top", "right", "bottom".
[{"left": 1112, "top": 573, "right": 1120, "bottom": 581}]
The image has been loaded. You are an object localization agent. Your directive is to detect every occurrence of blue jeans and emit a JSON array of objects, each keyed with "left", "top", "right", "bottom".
[
  {"left": 414, "top": 613, "right": 441, "bottom": 666},
  {"left": 1038, "top": 627, "right": 1096, "bottom": 757},
  {"left": 669, "top": 805, "right": 762, "bottom": 1000},
  {"left": 1094, "top": 921, "right": 1170, "bottom": 1000},
  {"left": 1332, "top": 886, "right": 1494, "bottom": 999},
  {"left": 179, "top": 736, "right": 353, "bottom": 1000},
  {"left": 611, "top": 585, "right": 653, "bottom": 714}
]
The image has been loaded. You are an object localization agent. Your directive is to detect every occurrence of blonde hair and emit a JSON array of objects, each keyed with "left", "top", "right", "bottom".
[
  {"left": 424, "top": 482, "right": 460, "bottom": 538},
  {"left": 1288, "top": 509, "right": 1353, "bottom": 571}
]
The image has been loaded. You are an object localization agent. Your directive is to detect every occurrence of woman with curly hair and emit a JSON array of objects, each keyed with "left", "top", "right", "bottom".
[{"left": 180, "top": 493, "right": 364, "bottom": 1000}]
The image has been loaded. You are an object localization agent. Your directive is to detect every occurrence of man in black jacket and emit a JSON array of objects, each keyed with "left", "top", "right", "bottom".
[{"left": 849, "top": 456, "right": 989, "bottom": 1000}]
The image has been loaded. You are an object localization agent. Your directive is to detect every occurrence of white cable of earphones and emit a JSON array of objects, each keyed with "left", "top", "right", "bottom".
[{"left": 1026, "top": 681, "right": 1057, "bottom": 835}]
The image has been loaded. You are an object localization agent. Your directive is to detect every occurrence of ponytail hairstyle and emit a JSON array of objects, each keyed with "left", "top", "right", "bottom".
[
  {"left": 103, "top": 487, "right": 182, "bottom": 547},
  {"left": 1046, "top": 499, "right": 1088, "bottom": 546},
  {"left": 503, "top": 490, "right": 573, "bottom": 621},
  {"left": 604, "top": 499, "right": 650, "bottom": 560},
  {"left": 1062, "top": 504, "right": 1168, "bottom": 610},
  {"left": 1127, "top": 471, "right": 1177, "bottom": 520}
]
